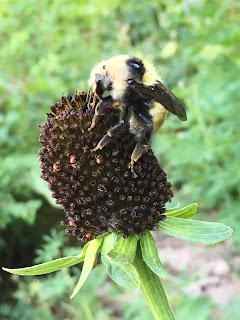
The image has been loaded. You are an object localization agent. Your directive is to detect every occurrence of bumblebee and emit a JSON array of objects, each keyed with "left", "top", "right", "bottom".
[{"left": 88, "top": 55, "right": 187, "bottom": 174}]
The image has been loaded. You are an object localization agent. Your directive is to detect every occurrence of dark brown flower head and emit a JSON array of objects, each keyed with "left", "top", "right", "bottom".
[{"left": 39, "top": 92, "right": 173, "bottom": 241}]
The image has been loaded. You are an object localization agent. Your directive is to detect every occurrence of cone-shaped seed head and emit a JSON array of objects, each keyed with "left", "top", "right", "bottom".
[{"left": 39, "top": 92, "right": 173, "bottom": 241}]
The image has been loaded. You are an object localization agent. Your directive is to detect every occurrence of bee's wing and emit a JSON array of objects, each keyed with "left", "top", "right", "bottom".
[{"left": 134, "top": 80, "right": 187, "bottom": 121}]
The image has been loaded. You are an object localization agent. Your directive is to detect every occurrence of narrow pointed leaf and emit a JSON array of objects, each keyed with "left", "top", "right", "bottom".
[
  {"left": 70, "top": 237, "right": 102, "bottom": 299},
  {"left": 101, "top": 254, "right": 139, "bottom": 290},
  {"left": 157, "top": 216, "right": 233, "bottom": 244},
  {"left": 2, "top": 242, "right": 90, "bottom": 276},
  {"left": 140, "top": 230, "right": 168, "bottom": 279},
  {"left": 108, "top": 233, "right": 137, "bottom": 263},
  {"left": 166, "top": 203, "right": 198, "bottom": 219},
  {"left": 133, "top": 245, "right": 175, "bottom": 320},
  {"left": 2, "top": 257, "right": 84, "bottom": 276}
]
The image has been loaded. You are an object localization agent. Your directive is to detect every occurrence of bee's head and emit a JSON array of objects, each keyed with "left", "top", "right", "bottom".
[
  {"left": 88, "top": 55, "right": 160, "bottom": 101},
  {"left": 88, "top": 55, "right": 186, "bottom": 121}
]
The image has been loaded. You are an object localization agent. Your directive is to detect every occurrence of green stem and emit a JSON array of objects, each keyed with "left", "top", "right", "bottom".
[{"left": 133, "top": 245, "right": 175, "bottom": 320}]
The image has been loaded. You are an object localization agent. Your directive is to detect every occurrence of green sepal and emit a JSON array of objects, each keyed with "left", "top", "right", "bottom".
[
  {"left": 70, "top": 237, "right": 102, "bottom": 299},
  {"left": 157, "top": 216, "right": 233, "bottom": 244},
  {"left": 101, "top": 232, "right": 119, "bottom": 254},
  {"left": 2, "top": 242, "right": 90, "bottom": 276},
  {"left": 165, "top": 203, "right": 180, "bottom": 213},
  {"left": 101, "top": 234, "right": 139, "bottom": 290},
  {"left": 108, "top": 233, "right": 137, "bottom": 263},
  {"left": 140, "top": 230, "right": 168, "bottom": 279},
  {"left": 101, "top": 254, "right": 139, "bottom": 290},
  {"left": 166, "top": 203, "right": 198, "bottom": 219}
]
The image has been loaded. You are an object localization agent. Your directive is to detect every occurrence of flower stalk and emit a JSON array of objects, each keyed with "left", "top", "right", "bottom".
[{"left": 133, "top": 245, "right": 175, "bottom": 320}]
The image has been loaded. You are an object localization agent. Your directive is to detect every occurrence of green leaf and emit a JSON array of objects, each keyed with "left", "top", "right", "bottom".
[
  {"left": 108, "top": 233, "right": 137, "bottom": 263},
  {"left": 166, "top": 203, "right": 198, "bottom": 219},
  {"left": 140, "top": 230, "right": 168, "bottom": 279},
  {"left": 2, "top": 242, "right": 90, "bottom": 276},
  {"left": 101, "top": 254, "right": 139, "bottom": 290},
  {"left": 157, "top": 216, "right": 233, "bottom": 244},
  {"left": 2, "top": 256, "right": 84, "bottom": 276},
  {"left": 133, "top": 245, "right": 175, "bottom": 320},
  {"left": 70, "top": 237, "right": 102, "bottom": 299}
]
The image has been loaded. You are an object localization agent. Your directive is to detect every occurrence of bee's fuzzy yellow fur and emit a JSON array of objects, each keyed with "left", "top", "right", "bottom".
[
  {"left": 89, "top": 55, "right": 167, "bottom": 134},
  {"left": 142, "top": 59, "right": 161, "bottom": 86}
]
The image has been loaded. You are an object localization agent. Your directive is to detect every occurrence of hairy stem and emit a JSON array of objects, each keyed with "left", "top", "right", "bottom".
[{"left": 133, "top": 245, "right": 175, "bottom": 320}]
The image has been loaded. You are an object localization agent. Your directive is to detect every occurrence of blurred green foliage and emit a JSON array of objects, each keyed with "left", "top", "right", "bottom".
[{"left": 1, "top": 0, "right": 239, "bottom": 319}]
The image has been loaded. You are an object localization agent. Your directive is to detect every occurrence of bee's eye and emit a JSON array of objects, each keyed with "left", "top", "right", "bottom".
[
  {"left": 130, "top": 62, "right": 140, "bottom": 69},
  {"left": 127, "top": 58, "right": 145, "bottom": 78},
  {"left": 127, "top": 79, "right": 136, "bottom": 85}
]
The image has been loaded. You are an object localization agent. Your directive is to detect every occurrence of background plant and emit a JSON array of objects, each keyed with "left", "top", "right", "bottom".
[{"left": 1, "top": 0, "right": 239, "bottom": 319}]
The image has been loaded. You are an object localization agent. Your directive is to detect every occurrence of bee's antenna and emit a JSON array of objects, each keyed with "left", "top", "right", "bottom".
[
  {"left": 86, "top": 86, "right": 93, "bottom": 110},
  {"left": 86, "top": 86, "right": 91, "bottom": 104}
]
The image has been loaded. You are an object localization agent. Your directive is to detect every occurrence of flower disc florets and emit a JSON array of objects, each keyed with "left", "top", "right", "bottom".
[{"left": 39, "top": 92, "right": 173, "bottom": 241}]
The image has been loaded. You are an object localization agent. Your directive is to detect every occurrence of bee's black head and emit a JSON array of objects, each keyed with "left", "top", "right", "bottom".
[{"left": 127, "top": 57, "right": 146, "bottom": 83}]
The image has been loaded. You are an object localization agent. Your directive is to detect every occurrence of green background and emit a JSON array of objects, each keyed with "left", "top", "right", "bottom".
[{"left": 1, "top": 0, "right": 239, "bottom": 319}]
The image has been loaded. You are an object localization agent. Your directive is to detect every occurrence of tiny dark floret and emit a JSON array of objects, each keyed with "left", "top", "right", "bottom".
[{"left": 39, "top": 92, "right": 173, "bottom": 241}]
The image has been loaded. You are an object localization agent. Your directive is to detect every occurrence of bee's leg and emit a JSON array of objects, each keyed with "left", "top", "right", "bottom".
[
  {"left": 129, "top": 111, "right": 153, "bottom": 174},
  {"left": 88, "top": 95, "right": 114, "bottom": 131},
  {"left": 92, "top": 121, "right": 126, "bottom": 151},
  {"left": 129, "top": 141, "right": 145, "bottom": 177},
  {"left": 92, "top": 107, "right": 130, "bottom": 151}
]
